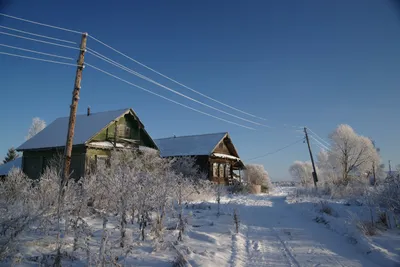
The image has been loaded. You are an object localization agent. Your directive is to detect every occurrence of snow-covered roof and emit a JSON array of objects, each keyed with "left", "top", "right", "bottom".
[
  {"left": 154, "top": 132, "right": 227, "bottom": 157},
  {"left": 0, "top": 157, "right": 22, "bottom": 176},
  {"left": 17, "top": 108, "right": 131, "bottom": 151}
]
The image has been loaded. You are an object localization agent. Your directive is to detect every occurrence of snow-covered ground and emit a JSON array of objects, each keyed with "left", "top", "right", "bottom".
[{"left": 4, "top": 187, "right": 400, "bottom": 266}]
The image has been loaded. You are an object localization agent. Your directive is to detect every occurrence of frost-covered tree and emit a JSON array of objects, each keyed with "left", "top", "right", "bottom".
[
  {"left": 316, "top": 150, "right": 338, "bottom": 185},
  {"left": 244, "top": 164, "right": 272, "bottom": 192},
  {"left": 171, "top": 156, "right": 206, "bottom": 241},
  {"left": 289, "top": 161, "right": 315, "bottom": 187},
  {"left": 3, "top": 147, "right": 18, "bottom": 164},
  {"left": 328, "top": 125, "right": 379, "bottom": 185},
  {"left": 25, "top": 117, "right": 46, "bottom": 140}
]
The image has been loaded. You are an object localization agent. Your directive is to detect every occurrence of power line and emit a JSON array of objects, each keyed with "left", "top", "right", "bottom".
[
  {"left": 0, "top": 13, "right": 82, "bottom": 34},
  {"left": 311, "top": 140, "right": 327, "bottom": 152},
  {"left": 0, "top": 31, "right": 80, "bottom": 51},
  {"left": 309, "top": 135, "right": 330, "bottom": 151},
  {"left": 0, "top": 44, "right": 74, "bottom": 60},
  {"left": 86, "top": 48, "right": 269, "bottom": 128},
  {"left": 307, "top": 127, "right": 330, "bottom": 146},
  {"left": 85, "top": 62, "right": 256, "bottom": 130},
  {"left": 0, "top": 25, "right": 77, "bottom": 44},
  {"left": 88, "top": 34, "right": 268, "bottom": 121},
  {"left": 0, "top": 52, "right": 80, "bottom": 67},
  {"left": 247, "top": 138, "right": 305, "bottom": 161}
]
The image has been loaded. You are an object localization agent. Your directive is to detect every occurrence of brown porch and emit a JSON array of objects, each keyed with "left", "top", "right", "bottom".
[{"left": 209, "top": 154, "right": 245, "bottom": 185}]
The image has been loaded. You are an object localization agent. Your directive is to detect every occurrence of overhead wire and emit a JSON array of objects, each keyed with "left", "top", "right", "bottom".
[
  {"left": 247, "top": 138, "right": 305, "bottom": 161},
  {"left": 86, "top": 47, "right": 269, "bottom": 128},
  {"left": 0, "top": 31, "right": 80, "bottom": 50},
  {"left": 0, "top": 44, "right": 74, "bottom": 60},
  {"left": 0, "top": 51, "right": 80, "bottom": 67},
  {"left": 88, "top": 34, "right": 268, "bottom": 121},
  {"left": 309, "top": 135, "right": 330, "bottom": 151},
  {"left": 307, "top": 127, "right": 330, "bottom": 146},
  {"left": 84, "top": 62, "right": 256, "bottom": 130},
  {"left": 311, "top": 140, "right": 328, "bottom": 152},
  {"left": 0, "top": 25, "right": 77, "bottom": 44},
  {"left": 0, "top": 13, "right": 82, "bottom": 34}
]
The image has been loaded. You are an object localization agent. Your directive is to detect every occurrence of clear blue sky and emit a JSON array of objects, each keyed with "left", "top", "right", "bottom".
[{"left": 1, "top": 0, "right": 399, "bottom": 180}]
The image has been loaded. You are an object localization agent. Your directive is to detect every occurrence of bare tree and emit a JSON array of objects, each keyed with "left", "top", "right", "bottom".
[{"left": 25, "top": 117, "right": 46, "bottom": 140}]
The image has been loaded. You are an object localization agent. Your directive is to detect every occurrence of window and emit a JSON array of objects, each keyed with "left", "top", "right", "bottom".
[
  {"left": 213, "top": 163, "right": 218, "bottom": 177},
  {"left": 225, "top": 164, "right": 231, "bottom": 178},
  {"left": 96, "top": 155, "right": 110, "bottom": 168},
  {"left": 117, "top": 124, "right": 130, "bottom": 138},
  {"left": 219, "top": 163, "right": 225, "bottom": 178}
]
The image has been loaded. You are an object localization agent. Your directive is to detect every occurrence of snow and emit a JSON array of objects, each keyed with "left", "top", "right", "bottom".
[
  {"left": 212, "top": 153, "right": 240, "bottom": 161},
  {"left": 4, "top": 187, "right": 399, "bottom": 266},
  {"left": 154, "top": 132, "right": 227, "bottom": 157},
  {"left": 0, "top": 157, "right": 22, "bottom": 176},
  {"left": 17, "top": 108, "right": 130, "bottom": 151},
  {"left": 87, "top": 141, "right": 125, "bottom": 149}
]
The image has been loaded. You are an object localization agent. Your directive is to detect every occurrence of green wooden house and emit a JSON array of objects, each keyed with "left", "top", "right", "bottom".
[{"left": 17, "top": 108, "right": 158, "bottom": 179}]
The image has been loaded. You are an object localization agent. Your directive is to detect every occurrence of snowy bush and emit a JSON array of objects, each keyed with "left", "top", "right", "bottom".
[
  {"left": 244, "top": 164, "right": 272, "bottom": 192},
  {"left": 0, "top": 168, "right": 59, "bottom": 260}
]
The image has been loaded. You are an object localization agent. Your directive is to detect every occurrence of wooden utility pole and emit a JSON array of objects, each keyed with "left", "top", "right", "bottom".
[
  {"left": 389, "top": 160, "right": 392, "bottom": 173},
  {"left": 62, "top": 33, "right": 88, "bottom": 182},
  {"left": 304, "top": 127, "right": 318, "bottom": 188}
]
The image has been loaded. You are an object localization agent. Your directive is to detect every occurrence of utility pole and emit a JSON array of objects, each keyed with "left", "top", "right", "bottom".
[
  {"left": 389, "top": 160, "right": 392, "bottom": 173},
  {"left": 304, "top": 127, "right": 318, "bottom": 188},
  {"left": 62, "top": 33, "right": 88, "bottom": 183}
]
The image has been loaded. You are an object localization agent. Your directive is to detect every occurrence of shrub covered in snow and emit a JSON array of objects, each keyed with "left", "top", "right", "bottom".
[
  {"left": 0, "top": 149, "right": 217, "bottom": 265},
  {"left": 244, "top": 164, "right": 272, "bottom": 193}
]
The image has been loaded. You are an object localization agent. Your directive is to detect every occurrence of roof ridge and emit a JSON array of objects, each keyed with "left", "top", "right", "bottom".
[
  {"left": 56, "top": 108, "right": 130, "bottom": 120},
  {"left": 155, "top": 132, "right": 227, "bottom": 140}
]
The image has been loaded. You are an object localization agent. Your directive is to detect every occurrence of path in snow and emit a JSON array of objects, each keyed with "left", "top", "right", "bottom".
[{"left": 229, "top": 194, "right": 382, "bottom": 267}]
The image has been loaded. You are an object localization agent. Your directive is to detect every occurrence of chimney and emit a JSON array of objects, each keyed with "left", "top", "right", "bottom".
[{"left": 87, "top": 106, "right": 91, "bottom": 116}]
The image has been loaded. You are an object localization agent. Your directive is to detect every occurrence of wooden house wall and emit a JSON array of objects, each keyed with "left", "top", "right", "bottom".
[
  {"left": 213, "top": 140, "right": 230, "bottom": 155},
  {"left": 22, "top": 146, "right": 86, "bottom": 179},
  {"left": 90, "top": 114, "right": 156, "bottom": 149}
]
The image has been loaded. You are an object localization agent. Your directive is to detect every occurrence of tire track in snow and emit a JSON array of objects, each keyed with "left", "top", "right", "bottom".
[
  {"left": 272, "top": 228, "right": 301, "bottom": 267},
  {"left": 243, "top": 226, "right": 295, "bottom": 267}
]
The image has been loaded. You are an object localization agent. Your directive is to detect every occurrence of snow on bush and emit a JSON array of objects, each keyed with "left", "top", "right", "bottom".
[
  {"left": 0, "top": 149, "right": 216, "bottom": 265},
  {"left": 244, "top": 164, "right": 272, "bottom": 192}
]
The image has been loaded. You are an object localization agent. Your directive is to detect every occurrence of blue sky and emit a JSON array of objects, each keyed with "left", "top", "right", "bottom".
[{"left": 1, "top": 0, "right": 399, "bottom": 180}]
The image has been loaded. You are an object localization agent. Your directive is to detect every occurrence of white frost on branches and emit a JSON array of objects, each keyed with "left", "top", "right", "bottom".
[
  {"left": 244, "top": 164, "right": 272, "bottom": 191},
  {"left": 328, "top": 124, "right": 379, "bottom": 185},
  {"left": 25, "top": 117, "right": 46, "bottom": 140},
  {"left": 289, "top": 161, "right": 316, "bottom": 187}
]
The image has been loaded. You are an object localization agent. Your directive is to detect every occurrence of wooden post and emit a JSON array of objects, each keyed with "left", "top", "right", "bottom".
[
  {"left": 62, "top": 33, "right": 88, "bottom": 182},
  {"left": 304, "top": 127, "right": 318, "bottom": 188}
]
